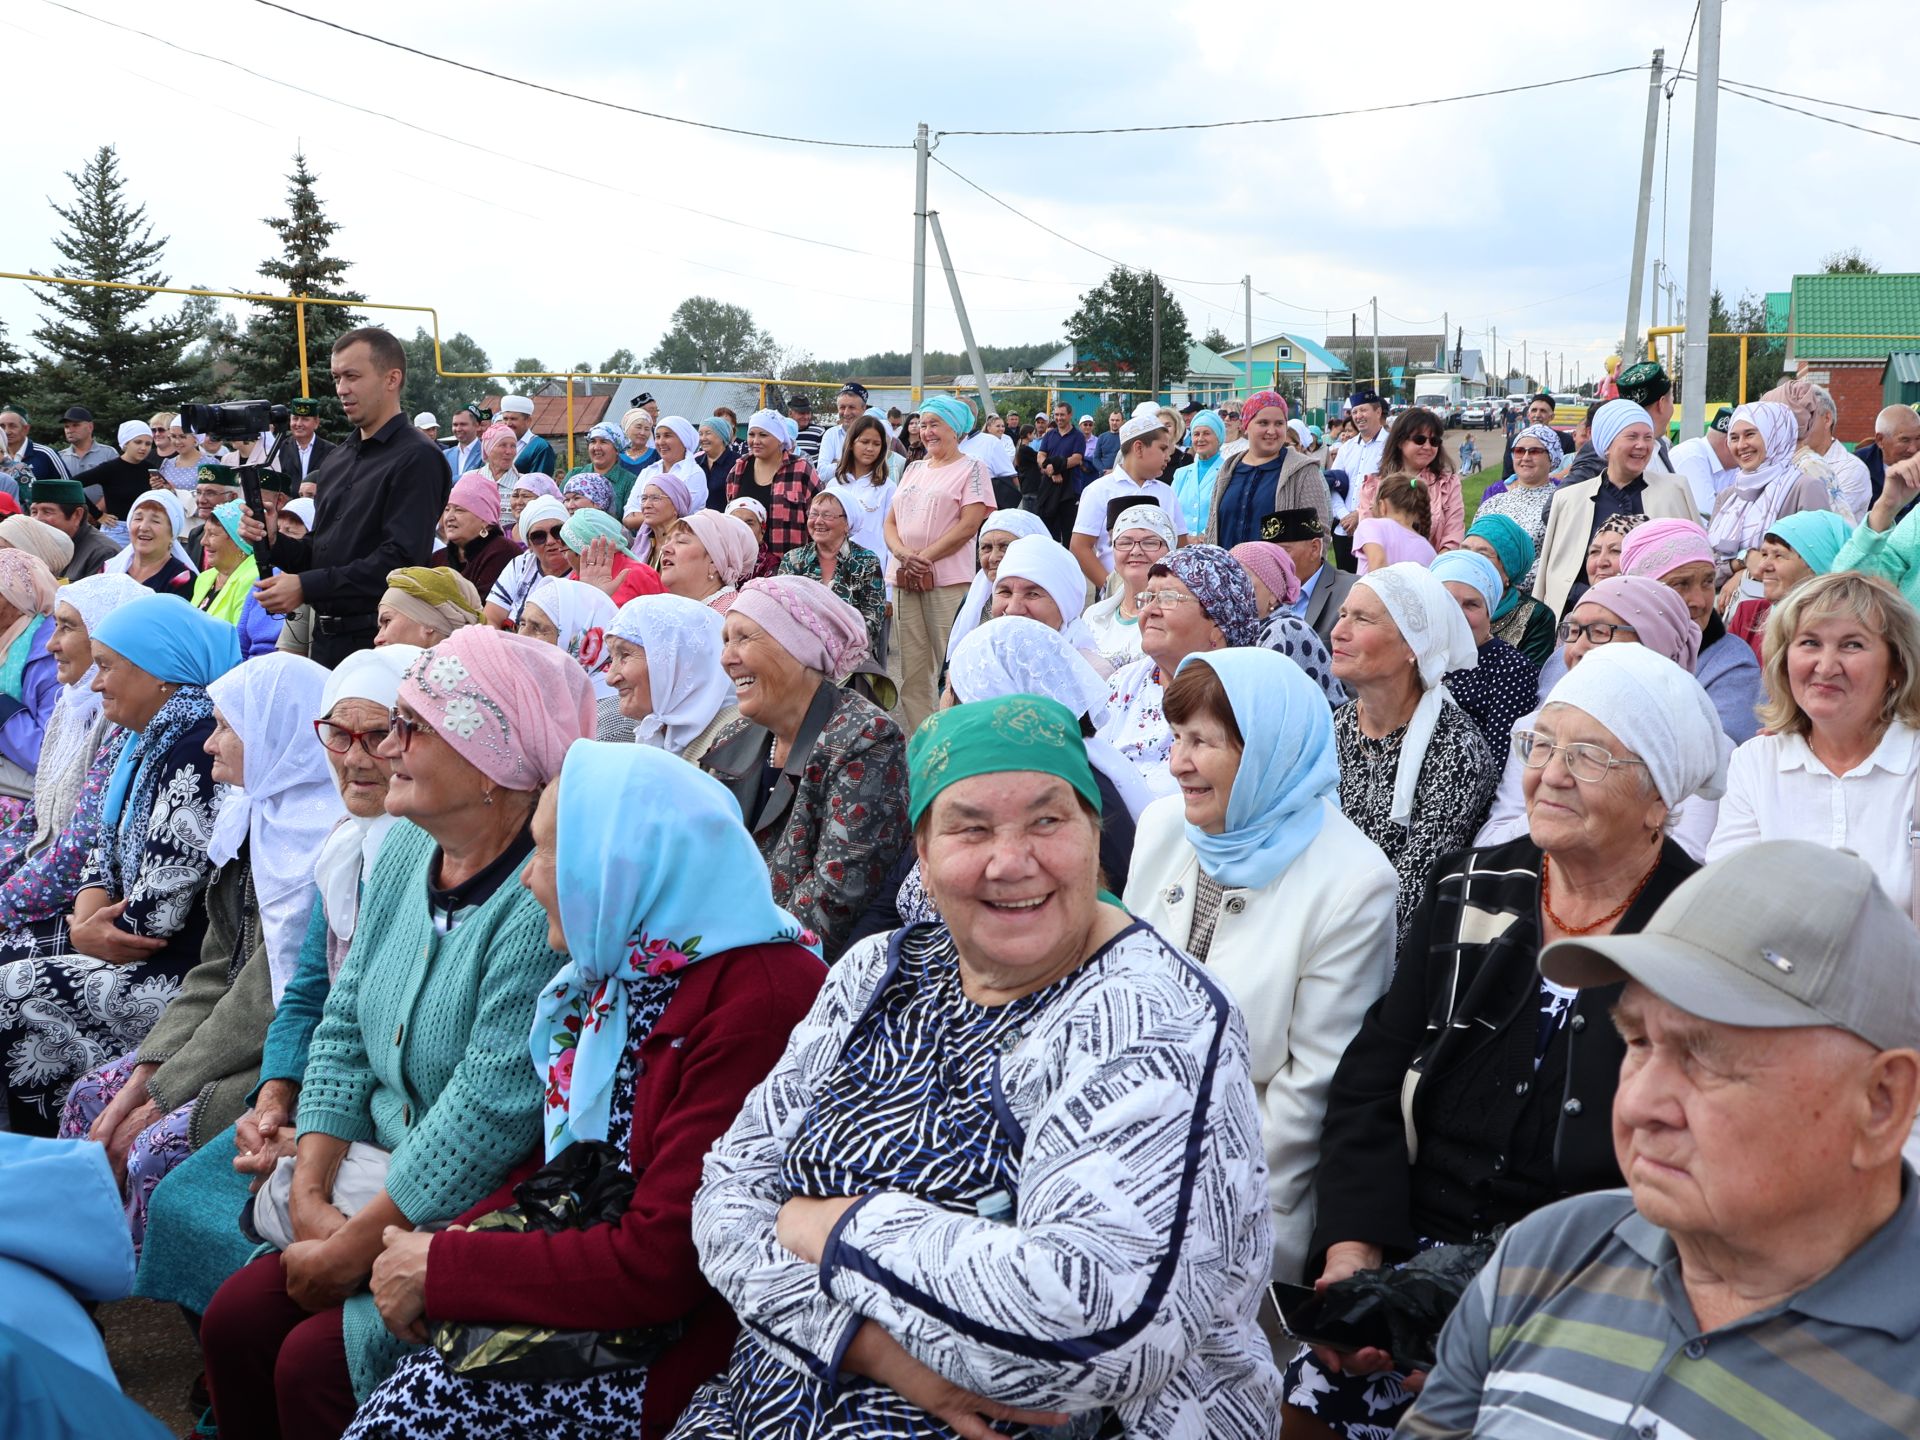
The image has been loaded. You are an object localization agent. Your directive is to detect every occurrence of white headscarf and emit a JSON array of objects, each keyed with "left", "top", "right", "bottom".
[
  {"left": 105, "top": 489, "right": 199, "bottom": 579},
  {"left": 994, "top": 533, "right": 1099, "bottom": 655},
  {"left": 655, "top": 415, "right": 699, "bottom": 457},
  {"left": 944, "top": 508, "right": 1049, "bottom": 661},
  {"left": 1541, "top": 644, "right": 1727, "bottom": 808},
  {"left": 205, "top": 653, "right": 346, "bottom": 1002},
  {"left": 747, "top": 409, "right": 793, "bottom": 451},
  {"left": 283, "top": 497, "right": 316, "bottom": 532},
  {"left": 32, "top": 573, "right": 147, "bottom": 850},
  {"left": 1354, "top": 562, "right": 1480, "bottom": 827},
  {"left": 311, "top": 645, "right": 417, "bottom": 962},
  {"left": 948, "top": 615, "right": 1155, "bottom": 821},
  {"left": 1707, "top": 401, "right": 1803, "bottom": 561},
  {"left": 609, "top": 593, "right": 732, "bottom": 754},
  {"left": 526, "top": 576, "right": 619, "bottom": 702}
]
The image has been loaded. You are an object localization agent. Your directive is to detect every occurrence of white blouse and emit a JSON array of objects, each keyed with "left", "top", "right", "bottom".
[{"left": 1097, "top": 656, "right": 1178, "bottom": 797}]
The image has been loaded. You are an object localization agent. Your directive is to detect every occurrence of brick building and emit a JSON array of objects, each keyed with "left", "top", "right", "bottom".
[{"left": 1784, "top": 273, "right": 1920, "bottom": 443}]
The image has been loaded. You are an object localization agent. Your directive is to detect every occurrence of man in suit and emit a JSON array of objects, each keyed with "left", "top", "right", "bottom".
[
  {"left": 497, "top": 395, "right": 555, "bottom": 476},
  {"left": 1263, "top": 507, "right": 1353, "bottom": 650},
  {"left": 1859, "top": 403, "right": 1920, "bottom": 510},
  {"left": 443, "top": 401, "right": 487, "bottom": 481},
  {"left": 270, "top": 396, "right": 335, "bottom": 488}
]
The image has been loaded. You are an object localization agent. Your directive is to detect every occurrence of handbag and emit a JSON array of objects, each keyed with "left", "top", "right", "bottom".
[{"left": 429, "top": 1140, "right": 685, "bottom": 1382}]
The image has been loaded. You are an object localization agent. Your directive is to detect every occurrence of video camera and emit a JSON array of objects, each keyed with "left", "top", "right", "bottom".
[{"left": 178, "top": 399, "right": 291, "bottom": 442}]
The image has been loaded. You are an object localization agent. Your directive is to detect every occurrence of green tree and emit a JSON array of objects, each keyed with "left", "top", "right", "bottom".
[
  {"left": 1698, "top": 289, "right": 1786, "bottom": 405},
  {"left": 504, "top": 358, "right": 548, "bottom": 391},
  {"left": 24, "top": 144, "right": 197, "bottom": 437},
  {"left": 224, "top": 151, "right": 364, "bottom": 430},
  {"left": 174, "top": 286, "right": 241, "bottom": 402},
  {"left": 1201, "top": 327, "right": 1231, "bottom": 354},
  {"left": 599, "top": 347, "right": 639, "bottom": 374},
  {"left": 647, "top": 297, "right": 771, "bottom": 373},
  {"left": 0, "top": 316, "right": 25, "bottom": 407},
  {"left": 1822, "top": 248, "right": 1879, "bottom": 275},
  {"left": 1064, "top": 268, "right": 1190, "bottom": 398},
  {"left": 399, "top": 327, "right": 493, "bottom": 423}
]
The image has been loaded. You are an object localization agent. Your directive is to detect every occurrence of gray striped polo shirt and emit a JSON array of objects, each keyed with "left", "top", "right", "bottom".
[{"left": 1401, "top": 1178, "right": 1920, "bottom": 1438}]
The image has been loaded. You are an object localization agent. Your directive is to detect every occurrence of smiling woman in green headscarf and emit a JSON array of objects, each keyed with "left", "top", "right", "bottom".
[{"left": 1464, "top": 512, "right": 1557, "bottom": 665}]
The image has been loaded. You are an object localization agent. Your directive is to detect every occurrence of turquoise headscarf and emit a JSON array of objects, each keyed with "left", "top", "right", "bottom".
[
  {"left": 1430, "top": 549, "right": 1505, "bottom": 619},
  {"left": 560, "top": 506, "right": 637, "bottom": 561},
  {"left": 920, "top": 395, "right": 974, "bottom": 442},
  {"left": 1188, "top": 409, "right": 1226, "bottom": 448},
  {"left": 211, "top": 498, "right": 251, "bottom": 552},
  {"left": 530, "top": 742, "right": 819, "bottom": 1158},
  {"left": 1765, "top": 510, "right": 1852, "bottom": 576},
  {"left": 1466, "top": 512, "right": 1534, "bottom": 621},
  {"left": 1176, "top": 649, "right": 1337, "bottom": 890}
]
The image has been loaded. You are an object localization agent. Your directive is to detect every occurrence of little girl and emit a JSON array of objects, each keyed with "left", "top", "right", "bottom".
[{"left": 1354, "top": 472, "right": 1437, "bottom": 574}]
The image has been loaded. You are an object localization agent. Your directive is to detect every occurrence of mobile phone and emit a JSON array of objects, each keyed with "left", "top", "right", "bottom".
[{"left": 1269, "top": 1282, "right": 1359, "bottom": 1355}]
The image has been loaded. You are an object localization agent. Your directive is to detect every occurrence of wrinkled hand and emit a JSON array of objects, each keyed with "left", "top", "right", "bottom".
[
  {"left": 371, "top": 1226, "right": 433, "bottom": 1344},
  {"left": 67, "top": 900, "right": 165, "bottom": 965},
  {"left": 1875, "top": 456, "right": 1920, "bottom": 527},
  {"left": 849, "top": 1321, "right": 1070, "bottom": 1440},
  {"left": 576, "top": 537, "right": 619, "bottom": 594},
  {"left": 289, "top": 1180, "right": 349, "bottom": 1245},
  {"left": 234, "top": 1080, "right": 300, "bottom": 1180},
  {"left": 87, "top": 1060, "right": 156, "bottom": 1149},
  {"left": 101, "top": 1099, "right": 162, "bottom": 1184},
  {"left": 281, "top": 1237, "right": 364, "bottom": 1312},
  {"left": 775, "top": 1195, "right": 860, "bottom": 1264},
  {"left": 252, "top": 572, "right": 305, "bottom": 615},
  {"left": 1305, "top": 1241, "right": 1424, "bottom": 1385}
]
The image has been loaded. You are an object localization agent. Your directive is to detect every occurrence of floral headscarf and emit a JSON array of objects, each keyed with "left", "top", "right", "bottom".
[
  {"left": 1153, "top": 543, "right": 1259, "bottom": 648},
  {"left": 563, "top": 472, "right": 616, "bottom": 515}
]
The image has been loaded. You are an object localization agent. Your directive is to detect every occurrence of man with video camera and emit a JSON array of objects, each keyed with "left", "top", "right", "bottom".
[{"left": 235, "top": 326, "right": 448, "bottom": 667}]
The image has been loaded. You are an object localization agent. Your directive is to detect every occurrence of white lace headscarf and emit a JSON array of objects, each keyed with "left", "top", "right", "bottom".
[
  {"left": 1353, "top": 562, "right": 1480, "bottom": 827},
  {"left": 945, "top": 509, "right": 1050, "bottom": 661},
  {"left": 32, "top": 572, "right": 149, "bottom": 850},
  {"left": 608, "top": 593, "right": 732, "bottom": 754}
]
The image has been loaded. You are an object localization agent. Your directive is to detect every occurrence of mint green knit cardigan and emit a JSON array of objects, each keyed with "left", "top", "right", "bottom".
[{"left": 295, "top": 819, "right": 562, "bottom": 1400}]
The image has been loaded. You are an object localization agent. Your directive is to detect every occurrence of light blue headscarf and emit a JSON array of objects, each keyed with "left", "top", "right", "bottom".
[
  {"left": 211, "top": 498, "right": 251, "bottom": 552},
  {"left": 530, "top": 742, "right": 821, "bottom": 1158},
  {"left": 1765, "top": 509, "right": 1852, "bottom": 576},
  {"left": 1174, "top": 409, "right": 1228, "bottom": 529},
  {"left": 560, "top": 506, "right": 637, "bottom": 561},
  {"left": 1430, "top": 549, "right": 1505, "bottom": 619},
  {"left": 1592, "top": 399, "right": 1654, "bottom": 459},
  {"left": 1176, "top": 648, "right": 1338, "bottom": 890},
  {"left": 920, "top": 394, "right": 974, "bottom": 442},
  {"left": 585, "top": 420, "right": 626, "bottom": 452},
  {"left": 1188, "top": 409, "right": 1226, "bottom": 449}
]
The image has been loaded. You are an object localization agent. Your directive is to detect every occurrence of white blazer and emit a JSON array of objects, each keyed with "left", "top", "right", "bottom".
[{"left": 1123, "top": 795, "right": 1398, "bottom": 1282}]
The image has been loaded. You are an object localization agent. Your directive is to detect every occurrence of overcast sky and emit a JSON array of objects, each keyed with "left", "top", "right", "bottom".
[{"left": 1, "top": 0, "right": 1911, "bottom": 395}]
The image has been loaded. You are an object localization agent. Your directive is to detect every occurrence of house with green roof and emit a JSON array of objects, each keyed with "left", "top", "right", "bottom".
[
  {"left": 1784, "top": 273, "right": 1920, "bottom": 440},
  {"left": 1219, "top": 332, "right": 1352, "bottom": 421}
]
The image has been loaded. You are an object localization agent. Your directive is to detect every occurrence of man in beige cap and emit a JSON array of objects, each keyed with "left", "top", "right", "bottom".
[{"left": 1401, "top": 840, "right": 1920, "bottom": 1439}]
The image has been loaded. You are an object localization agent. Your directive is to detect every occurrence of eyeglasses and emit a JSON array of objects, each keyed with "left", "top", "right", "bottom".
[
  {"left": 1555, "top": 619, "right": 1639, "bottom": 645},
  {"left": 1114, "top": 537, "right": 1169, "bottom": 555},
  {"left": 525, "top": 526, "right": 563, "bottom": 546},
  {"left": 385, "top": 707, "right": 437, "bottom": 752},
  {"left": 1134, "top": 589, "right": 1196, "bottom": 609},
  {"left": 1511, "top": 445, "right": 1550, "bottom": 458},
  {"left": 1408, "top": 434, "right": 1440, "bottom": 446},
  {"left": 1512, "top": 729, "right": 1648, "bottom": 784},
  {"left": 313, "top": 719, "right": 391, "bottom": 756}
]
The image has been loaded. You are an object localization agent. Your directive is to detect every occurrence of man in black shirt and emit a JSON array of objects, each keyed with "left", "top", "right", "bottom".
[{"left": 241, "top": 326, "right": 448, "bottom": 667}]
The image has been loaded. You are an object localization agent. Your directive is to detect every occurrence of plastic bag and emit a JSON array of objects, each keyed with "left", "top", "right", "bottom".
[
  {"left": 430, "top": 1141, "right": 685, "bottom": 1382},
  {"left": 1284, "top": 1233, "right": 1502, "bottom": 1372}
]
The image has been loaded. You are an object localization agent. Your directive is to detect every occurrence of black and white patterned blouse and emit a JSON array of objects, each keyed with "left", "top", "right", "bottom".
[
  {"left": 1257, "top": 611, "right": 1347, "bottom": 707},
  {"left": 1334, "top": 699, "right": 1499, "bottom": 952},
  {"left": 1444, "top": 638, "right": 1540, "bottom": 757}
]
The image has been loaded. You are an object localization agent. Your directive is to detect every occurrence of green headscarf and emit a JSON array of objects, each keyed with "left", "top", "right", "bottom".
[
  {"left": 560, "top": 507, "right": 637, "bottom": 561},
  {"left": 907, "top": 694, "right": 1100, "bottom": 826},
  {"left": 1466, "top": 512, "right": 1534, "bottom": 620}
]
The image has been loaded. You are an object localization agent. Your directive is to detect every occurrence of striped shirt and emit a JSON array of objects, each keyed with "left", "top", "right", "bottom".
[{"left": 1402, "top": 1180, "right": 1920, "bottom": 1438}]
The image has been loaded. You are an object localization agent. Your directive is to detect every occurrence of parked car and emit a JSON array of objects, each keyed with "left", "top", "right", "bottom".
[{"left": 1458, "top": 400, "right": 1496, "bottom": 429}]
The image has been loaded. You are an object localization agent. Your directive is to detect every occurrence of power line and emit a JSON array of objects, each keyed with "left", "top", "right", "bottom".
[
  {"left": 247, "top": 0, "right": 906, "bottom": 150},
  {"left": 1719, "top": 76, "right": 1920, "bottom": 127},
  {"left": 1715, "top": 80, "right": 1920, "bottom": 150},
  {"left": 935, "top": 65, "right": 1644, "bottom": 137}
]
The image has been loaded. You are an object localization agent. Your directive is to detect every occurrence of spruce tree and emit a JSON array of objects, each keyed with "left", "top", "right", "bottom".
[
  {"left": 225, "top": 151, "right": 364, "bottom": 427},
  {"left": 25, "top": 144, "right": 196, "bottom": 437}
]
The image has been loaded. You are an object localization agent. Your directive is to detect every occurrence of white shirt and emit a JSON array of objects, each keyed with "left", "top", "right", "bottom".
[
  {"left": 1707, "top": 722, "right": 1920, "bottom": 913},
  {"left": 1667, "top": 436, "right": 1738, "bottom": 520},
  {"left": 1331, "top": 430, "right": 1388, "bottom": 521},
  {"left": 1824, "top": 439, "right": 1874, "bottom": 522},
  {"left": 1073, "top": 473, "right": 1185, "bottom": 574},
  {"left": 815, "top": 422, "right": 852, "bottom": 481},
  {"left": 1097, "top": 655, "right": 1178, "bottom": 796},
  {"left": 958, "top": 431, "right": 1017, "bottom": 478}
]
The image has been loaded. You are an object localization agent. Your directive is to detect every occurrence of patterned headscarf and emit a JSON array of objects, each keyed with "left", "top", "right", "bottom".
[
  {"left": 1229, "top": 541, "right": 1301, "bottom": 607},
  {"left": 1241, "top": 390, "right": 1289, "bottom": 426},
  {"left": 524, "top": 576, "right": 618, "bottom": 701},
  {"left": 1513, "top": 422, "right": 1565, "bottom": 471},
  {"left": 1153, "top": 543, "right": 1259, "bottom": 648},
  {"left": 399, "top": 626, "right": 595, "bottom": 791},
  {"left": 1759, "top": 380, "right": 1818, "bottom": 441},
  {"left": 563, "top": 472, "right": 616, "bottom": 515},
  {"left": 731, "top": 575, "right": 870, "bottom": 680},
  {"left": 908, "top": 694, "right": 1101, "bottom": 826},
  {"left": 380, "top": 566, "right": 484, "bottom": 639},
  {"left": 0, "top": 514, "right": 74, "bottom": 575},
  {"left": 0, "top": 549, "right": 57, "bottom": 618},
  {"left": 1597, "top": 511, "right": 1650, "bottom": 539},
  {"left": 609, "top": 593, "right": 731, "bottom": 753},
  {"left": 1709, "top": 401, "right": 1803, "bottom": 560},
  {"left": 585, "top": 420, "right": 626, "bottom": 453}
]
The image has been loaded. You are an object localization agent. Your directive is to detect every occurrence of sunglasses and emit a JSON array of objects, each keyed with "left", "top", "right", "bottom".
[
  {"left": 1511, "top": 445, "right": 1550, "bottom": 458},
  {"left": 525, "top": 526, "right": 564, "bottom": 546},
  {"left": 1408, "top": 434, "right": 1440, "bottom": 446}
]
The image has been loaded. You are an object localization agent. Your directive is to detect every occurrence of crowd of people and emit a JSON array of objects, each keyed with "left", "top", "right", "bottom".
[{"left": 4, "top": 323, "right": 1920, "bottom": 1440}]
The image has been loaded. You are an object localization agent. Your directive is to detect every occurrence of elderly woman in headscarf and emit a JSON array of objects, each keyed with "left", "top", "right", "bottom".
[
  {"left": 636, "top": 414, "right": 702, "bottom": 510},
  {"left": 0, "top": 512, "right": 76, "bottom": 577},
  {"left": 1727, "top": 508, "right": 1852, "bottom": 661},
  {"left": 724, "top": 495, "right": 775, "bottom": 577},
  {"left": 1613, "top": 517, "right": 1764, "bottom": 743},
  {"left": 432, "top": 471, "right": 520, "bottom": 602},
  {"left": 1330, "top": 562, "right": 1499, "bottom": 946},
  {"left": 778, "top": 488, "right": 888, "bottom": 665},
  {"left": 1098, "top": 543, "right": 1259, "bottom": 796},
  {"left": 606, "top": 593, "right": 737, "bottom": 764},
  {"left": 374, "top": 566, "right": 484, "bottom": 650},
  {"left": 1476, "top": 574, "right": 1727, "bottom": 860},
  {"left": 483, "top": 494, "right": 572, "bottom": 627},
  {"left": 1708, "top": 399, "right": 1836, "bottom": 610},
  {"left": 564, "top": 420, "right": 637, "bottom": 516},
  {"left": 1126, "top": 648, "right": 1398, "bottom": 1284},
  {"left": 621, "top": 464, "right": 703, "bottom": 568},
  {"left": 191, "top": 499, "right": 283, "bottom": 657},
  {"left": 1292, "top": 643, "right": 1720, "bottom": 1438},
  {"left": 701, "top": 576, "right": 908, "bottom": 961},
  {"left": 0, "top": 596, "right": 238, "bottom": 1133},
  {"left": 1080, "top": 502, "right": 1174, "bottom": 670},
  {"left": 108, "top": 489, "right": 198, "bottom": 596},
  {"left": 508, "top": 472, "right": 565, "bottom": 535},
  {"left": 1230, "top": 540, "right": 1345, "bottom": 705},
  {"left": 694, "top": 415, "right": 739, "bottom": 510},
  {"left": 1462, "top": 512, "right": 1557, "bottom": 664},
  {"left": 1760, "top": 377, "right": 1850, "bottom": 518},
  {"left": 199, "top": 629, "right": 593, "bottom": 1439},
  {"left": 987, "top": 531, "right": 1107, "bottom": 675},
  {"left": 655, "top": 508, "right": 759, "bottom": 616},
  {"left": 1471, "top": 422, "right": 1562, "bottom": 567},
  {"left": 58, "top": 654, "right": 340, "bottom": 1256},
  {"left": 519, "top": 574, "right": 633, "bottom": 742},
  {"left": 1205, "top": 390, "right": 1330, "bottom": 547},
  {"left": 726, "top": 408, "right": 821, "bottom": 569},
  {"left": 341, "top": 742, "right": 824, "bottom": 1440},
  {"left": 676, "top": 694, "right": 1283, "bottom": 1440},
  {"left": 0, "top": 550, "right": 63, "bottom": 809},
  {"left": 1172, "top": 406, "right": 1227, "bottom": 525},
  {"left": 564, "top": 504, "right": 665, "bottom": 608},
  {"left": 942, "top": 507, "right": 1048, "bottom": 663},
  {"left": 474, "top": 423, "right": 524, "bottom": 514},
  {"left": 134, "top": 646, "right": 422, "bottom": 1331},
  {"left": 1430, "top": 549, "right": 1541, "bottom": 754},
  {"left": 618, "top": 406, "right": 657, "bottom": 476}
]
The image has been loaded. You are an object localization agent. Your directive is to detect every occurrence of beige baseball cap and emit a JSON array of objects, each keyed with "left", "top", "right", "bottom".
[{"left": 1542, "top": 840, "right": 1920, "bottom": 1053}]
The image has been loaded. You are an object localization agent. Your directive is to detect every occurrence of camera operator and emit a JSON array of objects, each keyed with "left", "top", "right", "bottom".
[{"left": 237, "top": 326, "right": 448, "bottom": 667}]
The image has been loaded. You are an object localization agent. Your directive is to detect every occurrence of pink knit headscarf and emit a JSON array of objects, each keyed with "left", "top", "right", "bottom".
[
  {"left": 399, "top": 626, "right": 594, "bottom": 791},
  {"left": 677, "top": 510, "right": 759, "bottom": 587},
  {"left": 1619, "top": 518, "right": 1714, "bottom": 581},
  {"left": 447, "top": 471, "right": 502, "bottom": 528},
  {"left": 730, "top": 575, "right": 869, "bottom": 680},
  {"left": 481, "top": 422, "right": 518, "bottom": 458},
  {"left": 1229, "top": 541, "right": 1301, "bottom": 606}
]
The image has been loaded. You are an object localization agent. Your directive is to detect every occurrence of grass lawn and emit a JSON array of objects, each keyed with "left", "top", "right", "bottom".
[{"left": 1462, "top": 463, "right": 1500, "bottom": 516}]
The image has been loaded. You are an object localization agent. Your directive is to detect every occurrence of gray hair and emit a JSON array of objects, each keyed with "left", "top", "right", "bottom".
[
  {"left": 1878, "top": 404, "right": 1920, "bottom": 434},
  {"left": 1808, "top": 383, "right": 1838, "bottom": 424}
]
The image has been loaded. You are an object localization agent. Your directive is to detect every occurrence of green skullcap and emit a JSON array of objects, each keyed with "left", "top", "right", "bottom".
[
  {"left": 196, "top": 463, "right": 238, "bottom": 489},
  {"left": 28, "top": 478, "right": 86, "bottom": 509},
  {"left": 907, "top": 694, "right": 1100, "bottom": 826},
  {"left": 287, "top": 397, "right": 320, "bottom": 416}
]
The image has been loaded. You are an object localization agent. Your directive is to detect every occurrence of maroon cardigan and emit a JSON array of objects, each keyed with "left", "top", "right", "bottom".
[{"left": 423, "top": 939, "right": 826, "bottom": 1439}]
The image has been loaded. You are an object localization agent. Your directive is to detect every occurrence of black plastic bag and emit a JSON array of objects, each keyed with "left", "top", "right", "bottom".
[
  {"left": 430, "top": 1141, "right": 685, "bottom": 1382},
  {"left": 1282, "top": 1233, "right": 1502, "bottom": 1372}
]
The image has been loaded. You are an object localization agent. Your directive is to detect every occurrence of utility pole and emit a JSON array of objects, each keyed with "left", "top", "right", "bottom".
[
  {"left": 1623, "top": 48, "right": 1665, "bottom": 366},
  {"left": 1522, "top": 339, "right": 1528, "bottom": 389},
  {"left": 1243, "top": 275, "right": 1253, "bottom": 400},
  {"left": 1680, "top": 0, "right": 1721, "bottom": 437},
  {"left": 1370, "top": 297, "right": 1381, "bottom": 393},
  {"left": 1351, "top": 313, "right": 1359, "bottom": 394},
  {"left": 925, "top": 211, "right": 994, "bottom": 423},
  {"left": 911, "top": 122, "right": 929, "bottom": 404},
  {"left": 1150, "top": 274, "right": 1162, "bottom": 401}
]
